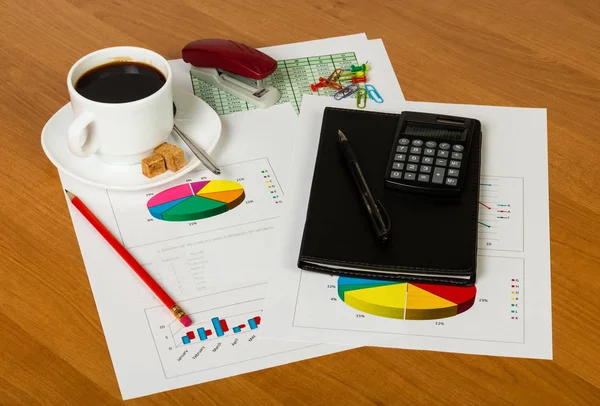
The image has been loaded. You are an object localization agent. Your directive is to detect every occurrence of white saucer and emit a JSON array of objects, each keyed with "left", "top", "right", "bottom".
[{"left": 41, "top": 90, "right": 222, "bottom": 191}]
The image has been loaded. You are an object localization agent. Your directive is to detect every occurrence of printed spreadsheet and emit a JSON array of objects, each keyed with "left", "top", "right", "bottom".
[{"left": 190, "top": 52, "right": 358, "bottom": 115}]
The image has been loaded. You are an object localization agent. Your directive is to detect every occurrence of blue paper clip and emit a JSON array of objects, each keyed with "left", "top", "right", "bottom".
[
  {"left": 356, "top": 86, "right": 367, "bottom": 109},
  {"left": 334, "top": 84, "right": 359, "bottom": 100},
  {"left": 365, "top": 84, "right": 383, "bottom": 103}
]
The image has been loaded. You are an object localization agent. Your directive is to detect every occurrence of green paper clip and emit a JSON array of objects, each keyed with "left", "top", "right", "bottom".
[
  {"left": 338, "top": 72, "right": 355, "bottom": 81},
  {"left": 338, "top": 71, "right": 365, "bottom": 81},
  {"left": 356, "top": 86, "right": 367, "bottom": 109},
  {"left": 365, "top": 84, "right": 383, "bottom": 103}
]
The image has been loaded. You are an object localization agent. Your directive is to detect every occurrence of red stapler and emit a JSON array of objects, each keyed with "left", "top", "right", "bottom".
[{"left": 182, "top": 39, "right": 281, "bottom": 109}]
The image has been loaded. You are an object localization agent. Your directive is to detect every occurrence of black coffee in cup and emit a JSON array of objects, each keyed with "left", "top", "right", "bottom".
[{"left": 75, "top": 61, "right": 166, "bottom": 103}]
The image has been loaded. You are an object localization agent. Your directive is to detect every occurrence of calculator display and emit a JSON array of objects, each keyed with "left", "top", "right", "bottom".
[{"left": 403, "top": 123, "right": 466, "bottom": 141}]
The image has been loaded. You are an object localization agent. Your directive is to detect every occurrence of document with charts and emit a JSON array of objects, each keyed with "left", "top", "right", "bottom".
[
  {"left": 59, "top": 34, "right": 408, "bottom": 399},
  {"left": 60, "top": 104, "right": 350, "bottom": 400},
  {"left": 260, "top": 95, "right": 552, "bottom": 359}
]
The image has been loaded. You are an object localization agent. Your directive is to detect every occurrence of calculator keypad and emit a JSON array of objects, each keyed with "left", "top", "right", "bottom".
[{"left": 389, "top": 139, "right": 465, "bottom": 187}]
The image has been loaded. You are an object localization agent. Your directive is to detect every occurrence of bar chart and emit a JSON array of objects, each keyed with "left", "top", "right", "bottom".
[
  {"left": 179, "top": 314, "right": 262, "bottom": 346},
  {"left": 145, "top": 283, "right": 307, "bottom": 378}
]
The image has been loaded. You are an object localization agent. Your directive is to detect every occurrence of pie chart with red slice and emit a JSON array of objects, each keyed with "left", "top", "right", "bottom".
[
  {"left": 147, "top": 180, "right": 245, "bottom": 222},
  {"left": 338, "top": 277, "right": 477, "bottom": 320}
]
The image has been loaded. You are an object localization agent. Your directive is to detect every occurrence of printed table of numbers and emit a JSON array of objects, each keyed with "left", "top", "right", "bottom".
[{"left": 190, "top": 52, "right": 358, "bottom": 115}]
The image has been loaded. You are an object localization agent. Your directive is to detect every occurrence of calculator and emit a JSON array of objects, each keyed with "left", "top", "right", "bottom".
[{"left": 384, "top": 111, "right": 481, "bottom": 194}]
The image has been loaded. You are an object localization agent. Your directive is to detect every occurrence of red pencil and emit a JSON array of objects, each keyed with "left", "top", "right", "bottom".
[{"left": 65, "top": 190, "right": 192, "bottom": 327}]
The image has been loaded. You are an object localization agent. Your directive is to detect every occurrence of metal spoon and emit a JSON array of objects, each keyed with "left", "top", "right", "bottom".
[{"left": 172, "top": 103, "right": 221, "bottom": 175}]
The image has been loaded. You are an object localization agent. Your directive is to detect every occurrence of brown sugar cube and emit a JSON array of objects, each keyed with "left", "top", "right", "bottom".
[
  {"left": 155, "top": 142, "right": 186, "bottom": 172},
  {"left": 141, "top": 154, "right": 167, "bottom": 178}
]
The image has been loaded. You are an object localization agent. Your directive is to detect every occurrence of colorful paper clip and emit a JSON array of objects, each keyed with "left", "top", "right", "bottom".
[
  {"left": 334, "top": 84, "right": 359, "bottom": 100},
  {"left": 350, "top": 63, "right": 370, "bottom": 73},
  {"left": 338, "top": 71, "right": 365, "bottom": 81},
  {"left": 356, "top": 86, "right": 368, "bottom": 109},
  {"left": 352, "top": 75, "right": 367, "bottom": 84},
  {"left": 327, "top": 67, "right": 343, "bottom": 83},
  {"left": 319, "top": 77, "right": 342, "bottom": 90},
  {"left": 365, "top": 84, "right": 383, "bottom": 103}
]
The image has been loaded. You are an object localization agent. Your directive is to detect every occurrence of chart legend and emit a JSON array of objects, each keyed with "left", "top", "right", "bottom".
[
  {"left": 510, "top": 278, "right": 521, "bottom": 320},
  {"left": 337, "top": 277, "right": 477, "bottom": 320},
  {"left": 262, "top": 169, "right": 282, "bottom": 205},
  {"left": 478, "top": 176, "right": 524, "bottom": 252}
]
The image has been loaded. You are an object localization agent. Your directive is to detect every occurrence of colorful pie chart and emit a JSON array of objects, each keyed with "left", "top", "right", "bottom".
[
  {"left": 147, "top": 180, "right": 245, "bottom": 221},
  {"left": 338, "top": 277, "right": 477, "bottom": 320}
]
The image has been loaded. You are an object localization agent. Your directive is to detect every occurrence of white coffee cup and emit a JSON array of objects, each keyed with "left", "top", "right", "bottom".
[{"left": 66, "top": 46, "right": 173, "bottom": 165}]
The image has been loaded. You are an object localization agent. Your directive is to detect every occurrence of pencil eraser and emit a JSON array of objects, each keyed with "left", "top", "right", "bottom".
[{"left": 180, "top": 315, "right": 192, "bottom": 327}]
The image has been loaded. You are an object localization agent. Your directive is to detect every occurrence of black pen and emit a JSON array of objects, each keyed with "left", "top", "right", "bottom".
[{"left": 337, "top": 130, "right": 391, "bottom": 243}]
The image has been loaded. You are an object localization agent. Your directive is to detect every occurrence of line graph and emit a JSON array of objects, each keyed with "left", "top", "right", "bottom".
[{"left": 478, "top": 176, "right": 524, "bottom": 252}]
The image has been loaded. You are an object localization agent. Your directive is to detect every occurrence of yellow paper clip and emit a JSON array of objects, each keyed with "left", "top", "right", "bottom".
[
  {"left": 338, "top": 71, "right": 365, "bottom": 81},
  {"left": 365, "top": 84, "right": 383, "bottom": 103},
  {"left": 334, "top": 84, "right": 359, "bottom": 100},
  {"left": 356, "top": 86, "right": 367, "bottom": 109}
]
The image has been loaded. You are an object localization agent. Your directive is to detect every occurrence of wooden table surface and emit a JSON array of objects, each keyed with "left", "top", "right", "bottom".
[{"left": 2, "top": 0, "right": 600, "bottom": 404}]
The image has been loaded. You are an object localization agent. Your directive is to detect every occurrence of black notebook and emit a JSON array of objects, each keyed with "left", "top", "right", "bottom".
[{"left": 297, "top": 107, "right": 482, "bottom": 286}]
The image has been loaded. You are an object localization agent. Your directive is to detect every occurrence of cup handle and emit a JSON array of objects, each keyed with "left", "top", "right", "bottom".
[{"left": 67, "top": 111, "right": 98, "bottom": 157}]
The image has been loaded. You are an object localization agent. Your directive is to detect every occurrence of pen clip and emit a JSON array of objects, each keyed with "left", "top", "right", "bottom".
[{"left": 375, "top": 199, "right": 392, "bottom": 242}]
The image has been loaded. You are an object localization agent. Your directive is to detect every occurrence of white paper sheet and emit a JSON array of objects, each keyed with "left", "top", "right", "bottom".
[
  {"left": 61, "top": 104, "right": 350, "bottom": 399},
  {"left": 58, "top": 35, "right": 406, "bottom": 399},
  {"left": 260, "top": 95, "right": 552, "bottom": 359}
]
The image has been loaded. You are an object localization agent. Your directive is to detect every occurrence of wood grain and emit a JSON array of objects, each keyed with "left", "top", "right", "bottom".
[{"left": 1, "top": 0, "right": 600, "bottom": 404}]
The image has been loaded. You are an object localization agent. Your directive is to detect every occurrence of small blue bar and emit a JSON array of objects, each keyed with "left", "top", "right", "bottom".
[
  {"left": 248, "top": 319, "right": 258, "bottom": 330},
  {"left": 182, "top": 336, "right": 190, "bottom": 344},
  {"left": 212, "top": 317, "right": 224, "bottom": 337},
  {"left": 233, "top": 326, "right": 241, "bottom": 333},
  {"left": 198, "top": 328, "right": 207, "bottom": 340}
]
